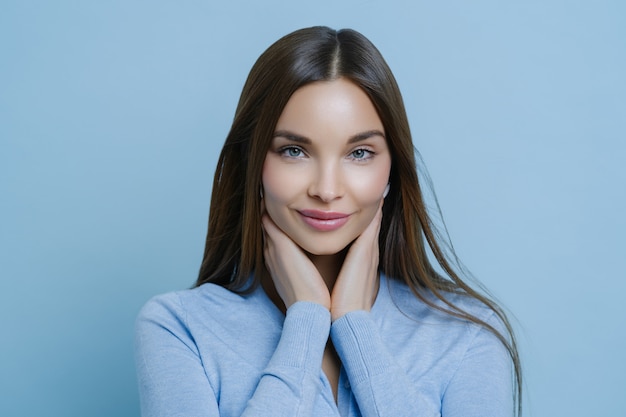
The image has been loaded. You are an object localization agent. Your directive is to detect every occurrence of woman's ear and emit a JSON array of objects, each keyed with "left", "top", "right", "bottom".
[{"left": 383, "top": 183, "right": 390, "bottom": 198}]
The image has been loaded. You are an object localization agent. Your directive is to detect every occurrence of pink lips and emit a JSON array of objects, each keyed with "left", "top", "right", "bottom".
[{"left": 298, "top": 210, "right": 350, "bottom": 231}]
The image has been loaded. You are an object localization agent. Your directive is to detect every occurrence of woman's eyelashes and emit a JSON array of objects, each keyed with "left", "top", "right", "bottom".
[
  {"left": 348, "top": 148, "right": 375, "bottom": 161},
  {"left": 278, "top": 146, "right": 305, "bottom": 158},
  {"left": 276, "top": 145, "right": 376, "bottom": 161}
]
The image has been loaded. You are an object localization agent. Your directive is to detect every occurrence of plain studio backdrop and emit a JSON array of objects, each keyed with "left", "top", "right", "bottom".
[{"left": 1, "top": 1, "right": 624, "bottom": 416}]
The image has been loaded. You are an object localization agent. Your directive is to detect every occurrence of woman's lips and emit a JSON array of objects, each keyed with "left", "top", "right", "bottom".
[{"left": 297, "top": 210, "right": 350, "bottom": 231}]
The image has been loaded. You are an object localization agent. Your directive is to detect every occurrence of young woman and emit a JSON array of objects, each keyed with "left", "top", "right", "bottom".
[{"left": 135, "top": 26, "right": 522, "bottom": 417}]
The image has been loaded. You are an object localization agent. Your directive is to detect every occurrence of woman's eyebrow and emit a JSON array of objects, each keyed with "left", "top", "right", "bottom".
[
  {"left": 273, "top": 129, "right": 385, "bottom": 144},
  {"left": 272, "top": 130, "right": 311, "bottom": 144},
  {"left": 348, "top": 129, "right": 386, "bottom": 143}
]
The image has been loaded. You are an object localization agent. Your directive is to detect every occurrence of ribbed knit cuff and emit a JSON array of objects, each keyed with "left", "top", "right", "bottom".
[
  {"left": 272, "top": 301, "right": 331, "bottom": 372},
  {"left": 330, "top": 310, "right": 391, "bottom": 386}
]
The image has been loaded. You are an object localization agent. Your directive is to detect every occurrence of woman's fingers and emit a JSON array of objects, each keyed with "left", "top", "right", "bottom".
[
  {"left": 261, "top": 214, "right": 330, "bottom": 310},
  {"left": 330, "top": 201, "right": 383, "bottom": 321}
]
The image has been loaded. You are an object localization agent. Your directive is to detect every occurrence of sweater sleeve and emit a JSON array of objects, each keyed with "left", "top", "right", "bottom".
[
  {"left": 330, "top": 311, "right": 422, "bottom": 417},
  {"left": 135, "top": 296, "right": 332, "bottom": 417},
  {"left": 331, "top": 310, "right": 515, "bottom": 417},
  {"left": 440, "top": 312, "right": 514, "bottom": 417},
  {"left": 135, "top": 294, "right": 220, "bottom": 417},
  {"left": 242, "top": 301, "right": 332, "bottom": 416}
]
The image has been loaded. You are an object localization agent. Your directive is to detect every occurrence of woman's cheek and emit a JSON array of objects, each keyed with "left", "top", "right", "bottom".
[
  {"left": 352, "top": 173, "right": 388, "bottom": 204},
  {"left": 261, "top": 160, "right": 301, "bottom": 229}
]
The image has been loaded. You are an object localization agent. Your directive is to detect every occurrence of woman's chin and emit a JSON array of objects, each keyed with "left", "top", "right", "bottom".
[{"left": 300, "top": 241, "right": 353, "bottom": 258}]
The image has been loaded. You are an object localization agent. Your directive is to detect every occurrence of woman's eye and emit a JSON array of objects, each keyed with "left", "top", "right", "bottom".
[
  {"left": 350, "top": 148, "right": 372, "bottom": 160},
  {"left": 281, "top": 147, "right": 304, "bottom": 158}
]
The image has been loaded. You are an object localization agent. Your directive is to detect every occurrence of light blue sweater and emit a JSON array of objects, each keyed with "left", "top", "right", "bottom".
[{"left": 135, "top": 275, "right": 513, "bottom": 416}]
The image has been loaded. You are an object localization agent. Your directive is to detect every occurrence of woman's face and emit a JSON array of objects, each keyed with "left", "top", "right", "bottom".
[{"left": 262, "top": 78, "right": 391, "bottom": 256}]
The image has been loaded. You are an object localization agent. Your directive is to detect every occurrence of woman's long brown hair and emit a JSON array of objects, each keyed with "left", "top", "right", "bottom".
[{"left": 196, "top": 26, "right": 522, "bottom": 415}]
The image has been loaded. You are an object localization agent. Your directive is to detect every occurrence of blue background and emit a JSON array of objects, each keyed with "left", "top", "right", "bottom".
[{"left": 1, "top": 1, "right": 624, "bottom": 416}]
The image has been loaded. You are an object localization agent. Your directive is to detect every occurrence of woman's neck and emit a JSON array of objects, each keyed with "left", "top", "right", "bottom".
[{"left": 306, "top": 248, "right": 347, "bottom": 291}]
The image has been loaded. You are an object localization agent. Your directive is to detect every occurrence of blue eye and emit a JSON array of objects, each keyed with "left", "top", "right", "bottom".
[
  {"left": 350, "top": 148, "right": 373, "bottom": 160},
  {"left": 352, "top": 149, "right": 366, "bottom": 159},
  {"left": 280, "top": 147, "right": 304, "bottom": 158}
]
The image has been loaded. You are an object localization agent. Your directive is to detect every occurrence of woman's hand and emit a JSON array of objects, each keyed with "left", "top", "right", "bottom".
[
  {"left": 261, "top": 213, "right": 331, "bottom": 311},
  {"left": 330, "top": 201, "right": 383, "bottom": 322}
]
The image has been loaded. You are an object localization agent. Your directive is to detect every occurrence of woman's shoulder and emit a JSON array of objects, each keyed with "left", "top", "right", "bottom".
[
  {"left": 382, "top": 275, "right": 499, "bottom": 327},
  {"left": 380, "top": 276, "right": 511, "bottom": 365},
  {"left": 135, "top": 281, "right": 284, "bottom": 368},
  {"left": 136, "top": 282, "right": 254, "bottom": 327}
]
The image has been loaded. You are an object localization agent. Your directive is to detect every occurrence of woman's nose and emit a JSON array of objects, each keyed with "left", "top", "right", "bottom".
[{"left": 307, "top": 163, "right": 343, "bottom": 202}]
